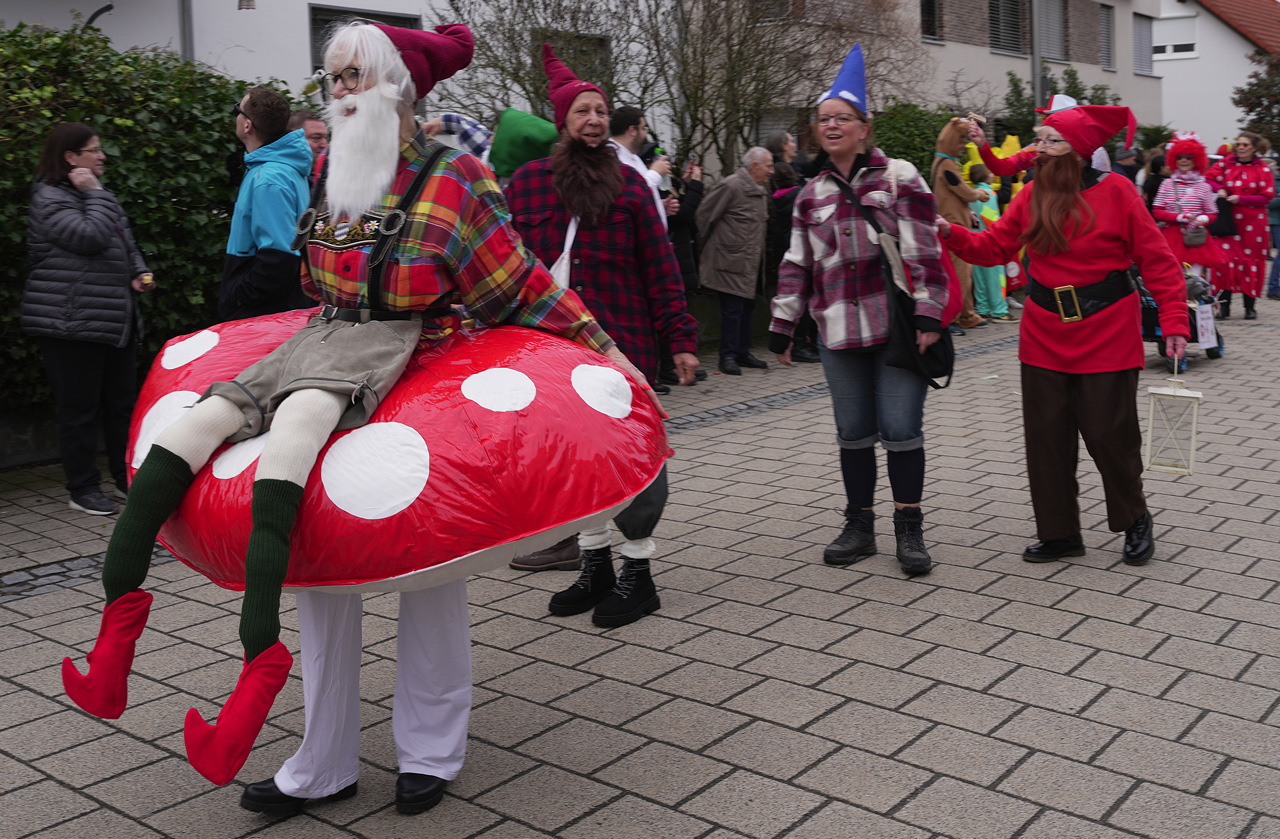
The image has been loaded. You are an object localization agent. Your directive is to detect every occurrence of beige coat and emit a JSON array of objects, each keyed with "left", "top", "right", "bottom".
[{"left": 696, "top": 168, "right": 768, "bottom": 299}]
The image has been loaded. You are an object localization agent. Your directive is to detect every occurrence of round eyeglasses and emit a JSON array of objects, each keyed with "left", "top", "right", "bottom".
[{"left": 321, "top": 67, "right": 363, "bottom": 94}]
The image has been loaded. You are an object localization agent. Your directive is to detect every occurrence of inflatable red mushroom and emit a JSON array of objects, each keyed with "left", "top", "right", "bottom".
[{"left": 128, "top": 309, "right": 669, "bottom": 591}]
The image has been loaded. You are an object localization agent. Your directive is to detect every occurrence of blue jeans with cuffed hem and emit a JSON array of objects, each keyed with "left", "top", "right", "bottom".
[{"left": 820, "top": 344, "right": 927, "bottom": 451}]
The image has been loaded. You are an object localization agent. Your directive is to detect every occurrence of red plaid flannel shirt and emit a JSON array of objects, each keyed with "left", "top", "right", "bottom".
[{"left": 505, "top": 158, "right": 698, "bottom": 383}]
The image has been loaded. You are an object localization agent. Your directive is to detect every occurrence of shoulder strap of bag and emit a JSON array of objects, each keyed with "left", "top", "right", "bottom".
[
  {"left": 828, "top": 171, "right": 911, "bottom": 296},
  {"left": 366, "top": 142, "right": 451, "bottom": 310}
]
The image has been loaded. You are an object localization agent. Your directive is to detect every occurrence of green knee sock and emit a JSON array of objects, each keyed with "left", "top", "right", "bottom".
[
  {"left": 102, "top": 446, "right": 195, "bottom": 603},
  {"left": 239, "top": 479, "right": 304, "bottom": 662}
]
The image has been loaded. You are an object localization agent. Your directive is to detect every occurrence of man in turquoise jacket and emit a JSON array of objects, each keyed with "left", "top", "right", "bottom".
[{"left": 219, "top": 86, "right": 313, "bottom": 321}]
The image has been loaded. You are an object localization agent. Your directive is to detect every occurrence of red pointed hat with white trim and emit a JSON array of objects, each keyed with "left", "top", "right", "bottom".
[{"left": 1043, "top": 104, "right": 1137, "bottom": 159}]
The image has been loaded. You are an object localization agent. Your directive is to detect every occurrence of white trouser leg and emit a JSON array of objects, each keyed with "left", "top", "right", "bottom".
[
  {"left": 274, "top": 589, "right": 363, "bottom": 798},
  {"left": 393, "top": 580, "right": 472, "bottom": 779}
]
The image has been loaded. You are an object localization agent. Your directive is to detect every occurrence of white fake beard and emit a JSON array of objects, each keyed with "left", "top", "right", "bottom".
[{"left": 325, "top": 85, "right": 403, "bottom": 222}]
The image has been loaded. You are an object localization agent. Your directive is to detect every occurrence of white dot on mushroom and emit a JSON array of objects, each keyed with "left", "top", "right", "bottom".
[
  {"left": 571, "top": 364, "right": 633, "bottom": 419},
  {"left": 461, "top": 368, "right": 537, "bottom": 412},
  {"left": 321, "top": 422, "right": 430, "bottom": 520},
  {"left": 161, "top": 330, "right": 220, "bottom": 369},
  {"left": 133, "top": 390, "right": 202, "bottom": 468}
]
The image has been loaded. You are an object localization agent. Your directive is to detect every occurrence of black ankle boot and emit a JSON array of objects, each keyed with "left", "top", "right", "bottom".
[
  {"left": 1217, "top": 300, "right": 1231, "bottom": 320},
  {"left": 824, "top": 508, "right": 876, "bottom": 566},
  {"left": 548, "top": 547, "right": 615, "bottom": 616},
  {"left": 893, "top": 507, "right": 933, "bottom": 577},
  {"left": 592, "top": 557, "right": 660, "bottom": 627},
  {"left": 1244, "top": 297, "right": 1258, "bottom": 320}
]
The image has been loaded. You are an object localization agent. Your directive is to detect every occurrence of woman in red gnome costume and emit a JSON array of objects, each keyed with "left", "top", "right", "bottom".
[
  {"left": 938, "top": 105, "right": 1189, "bottom": 567},
  {"left": 1205, "top": 130, "right": 1275, "bottom": 319},
  {"left": 62, "top": 20, "right": 652, "bottom": 804},
  {"left": 1150, "top": 132, "right": 1222, "bottom": 279}
]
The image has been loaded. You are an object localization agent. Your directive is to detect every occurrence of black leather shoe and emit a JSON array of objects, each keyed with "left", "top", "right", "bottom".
[
  {"left": 695, "top": 369, "right": 708, "bottom": 381},
  {"left": 396, "top": 773, "right": 447, "bottom": 814},
  {"left": 719, "top": 357, "right": 741, "bottom": 375},
  {"left": 1123, "top": 511, "right": 1155, "bottom": 566},
  {"left": 1245, "top": 308, "right": 1258, "bottom": 320},
  {"left": 791, "top": 345, "right": 821, "bottom": 363},
  {"left": 240, "top": 778, "right": 357, "bottom": 816},
  {"left": 657, "top": 370, "right": 680, "bottom": 385},
  {"left": 738, "top": 353, "right": 769, "bottom": 369},
  {"left": 652, "top": 383, "right": 671, "bottom": 395},
  {"left": 1023, "top": 534, "right": 1086, "bottom": 563}
]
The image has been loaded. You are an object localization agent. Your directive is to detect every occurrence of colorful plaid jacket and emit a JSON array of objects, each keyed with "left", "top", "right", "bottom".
[
  {"left": 505, "top": 157, "right": 697, "bottom": 382},
  {"left": 300, "top": 131, "right": 611, "bottom": 353},
  {"left": 770, "top": 149, "right": 948, "bottom": 350}
]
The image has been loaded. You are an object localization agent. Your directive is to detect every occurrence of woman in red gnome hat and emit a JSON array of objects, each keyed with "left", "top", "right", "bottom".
[
  {"left": 937, "top": 104, "right": 1189, "bottom": 568},
  {"left": 1150, "top": 132, "right": 1222, "bottom": 279},
  {"left": 1204, "top": 130, "right": 1275, "bottom": 319}
]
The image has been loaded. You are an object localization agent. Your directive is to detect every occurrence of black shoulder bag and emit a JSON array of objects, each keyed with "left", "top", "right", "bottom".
[{"left": 833, "top": 174, "right": 954, "bottom": 388}]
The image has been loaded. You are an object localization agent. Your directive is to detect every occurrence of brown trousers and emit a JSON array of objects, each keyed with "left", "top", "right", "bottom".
[
  {"left": 1021, "top": 364, "right": 1147, "bottom": 541},
  {"left": 949, "top": 252, "right": 983, "bottom": 328}
]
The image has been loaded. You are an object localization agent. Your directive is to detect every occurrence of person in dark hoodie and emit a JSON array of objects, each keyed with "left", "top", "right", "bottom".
[{"left": 220, "top": 86, "right": 314, "bottom": 321}]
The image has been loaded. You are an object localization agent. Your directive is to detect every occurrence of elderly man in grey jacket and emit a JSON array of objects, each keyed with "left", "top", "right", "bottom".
[{"left": 697, "top": 146, "right": 773, "bottom": 375}]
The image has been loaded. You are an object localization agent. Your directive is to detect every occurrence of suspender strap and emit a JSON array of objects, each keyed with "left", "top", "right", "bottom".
[
  {"left": 366, "top": 142, "right": 451, "bottom": 311},
  {"left": 292, "top": 156, "right": 328, "bottom": 252}
]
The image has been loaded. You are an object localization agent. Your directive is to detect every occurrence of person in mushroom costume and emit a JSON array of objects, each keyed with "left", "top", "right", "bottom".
[
  {"left": 60, "top": 20, "right": 662, "bottom": 809},
  {"left": 505, "top": 44, "right": 700, "bottom": 628}
]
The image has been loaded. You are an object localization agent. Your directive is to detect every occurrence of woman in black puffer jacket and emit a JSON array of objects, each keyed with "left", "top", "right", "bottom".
[{"left": 21, "top": 123, "right": 155, "bottom": 516}]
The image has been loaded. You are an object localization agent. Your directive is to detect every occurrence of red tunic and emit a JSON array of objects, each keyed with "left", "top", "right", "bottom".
[
  {"left": 1205, "top": 154, "right": 1275, "bottom": 297},
  {"left": 947, "top": 173, "right": 1189, "bottom": 374}
]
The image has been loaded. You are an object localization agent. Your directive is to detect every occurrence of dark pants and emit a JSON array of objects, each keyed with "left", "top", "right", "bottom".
[
  {"left": 1021, "top": 364, "right": 1146, "bottom": 541},
  {"left": 37, "top": 337, "right": 137, "bottom": 494},
  {"left": 616, "top": 466, "right": 668, "bottom": 540},
  {"left": 718, "top": 292, "right": 755, "bottom": 360}
]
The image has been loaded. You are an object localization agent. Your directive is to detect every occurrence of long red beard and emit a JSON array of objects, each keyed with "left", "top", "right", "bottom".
[
  {"left": 325, "top": 86, "right": 402, "bottom": 222},
  {"left": 550, "top": 138, "right": 624, "bottom": 227},
  {"left": 1022, "top": 152, "right": 1094, "bottom": 255}
]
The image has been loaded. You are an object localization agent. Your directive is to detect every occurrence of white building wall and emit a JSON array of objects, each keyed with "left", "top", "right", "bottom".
[{"left": 1153, "top": 0, "right": 1253, "bottom": 147}]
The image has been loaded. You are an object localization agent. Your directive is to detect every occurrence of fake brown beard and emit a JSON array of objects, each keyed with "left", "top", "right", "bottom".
[
  {"left": 550, "top": 138, "right": 624, "bottom": 227},
  {"left": 1022, "top": 151, "right": 1095, "bottom": 256}
]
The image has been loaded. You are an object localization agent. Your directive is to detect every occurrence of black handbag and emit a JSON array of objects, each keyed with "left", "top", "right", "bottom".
[
  {"left": 851, "top": 193, "right": 953, "bottom": 388},
  {"left": 1206, "top": 195, "right": 1237, "bottom": 237}
]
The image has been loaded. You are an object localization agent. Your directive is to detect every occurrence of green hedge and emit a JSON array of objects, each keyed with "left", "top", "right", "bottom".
[
  {"left": 1, "top": 22, "right": 252, "bottom": 408},
  {"left": 872, "top": 97, "right": 955, "bottom": 180}
]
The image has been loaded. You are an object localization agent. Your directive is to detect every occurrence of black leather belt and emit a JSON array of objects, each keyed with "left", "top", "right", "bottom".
[
  {"left": 315, "top": 304, "right": 452, "bottom": 323},
  {"left": 1028, "top": 270, "right": 1135, "bottom": 322}
]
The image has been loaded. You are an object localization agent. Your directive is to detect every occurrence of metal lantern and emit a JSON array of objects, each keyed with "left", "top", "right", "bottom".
[{"left": 1144, "top": 373, "right": 1201, "bottom": 475}]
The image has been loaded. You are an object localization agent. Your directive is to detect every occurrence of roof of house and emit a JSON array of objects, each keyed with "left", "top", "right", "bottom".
[{"left": 1197, "top": 0, "right": 1280, "bottom": 54}]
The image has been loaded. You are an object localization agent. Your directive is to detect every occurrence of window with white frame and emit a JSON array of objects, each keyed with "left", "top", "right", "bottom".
[
  {"left": 1099, "top": 4, "right": 1115, "bottom": 69},
  {"left": 1153, "top": 14, "right": 1197, "bottom": 57},
  {"left": 1133, "top": 13, "right": 1154, "bottom": 73}
]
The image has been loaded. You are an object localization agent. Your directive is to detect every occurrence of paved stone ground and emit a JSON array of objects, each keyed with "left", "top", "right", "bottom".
[{"left": 2, "top": 312, "right": 1279, "bottom": 839}]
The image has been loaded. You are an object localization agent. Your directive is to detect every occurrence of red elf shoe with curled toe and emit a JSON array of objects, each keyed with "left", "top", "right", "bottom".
[
  {"left": 184, "top": 641, "right": 293, "bottom": 785},
  {"left": 62, "top": 589, "right": 153, "bottom": 719}
]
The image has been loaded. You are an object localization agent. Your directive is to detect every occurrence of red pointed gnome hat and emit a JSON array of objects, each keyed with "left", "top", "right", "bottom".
[
  {"left": 543, "top": 43, "right": 608, "bottom": 128},
  {"left": 374, "top": 24, "right": 474, "bottom": 102},
  {"left": 1043, "top": 104, "right": 1136, "bottom": 159}
]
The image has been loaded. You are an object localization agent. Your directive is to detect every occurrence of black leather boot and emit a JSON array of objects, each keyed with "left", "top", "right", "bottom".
[
  {"left": 823, "top": 508, "right": 876, "bottom": 566},
  {"left": 1123, "top": 511, "right": 1155, "bottom": 565},
  {"left": 592, "top": 557, "right": 660, "bottom": 627},
  {"left": 548, "top": 546, "right": 615, "bottom": 616},
  {"left": 893, "top": 507, "right": 933, "bottom": 577},
  {"left": 1023, "top": 534, "right": 1086, "bottom": 562}
]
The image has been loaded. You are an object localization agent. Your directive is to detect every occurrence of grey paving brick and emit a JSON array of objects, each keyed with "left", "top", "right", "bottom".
[
  {"left": 1095, "top": 730, "right": 1227, "bottom": 791},
  {"left": 1165, "top": 671, "right": 1280, "bottom": 721},
  {"left": 804, "top": 699, "right": 931, "bottom": 755},
  {"left": 473, "top": 765, "right": 617, "bottom": 832},
  {"left": 989, "top": 664, "right": 1106, "bottom": 714},
  {"left": 896, "top": 723, "right": 1028, "bottom": 785},
  {"left": 667, "top": 628, "right": 776, "bottom": 667},
  {"left": 648, "top": 660, "right": 764, "bottom": 705},
  {"left": 794, "top": 747, "right": 932, "bottom": 813},
  {"left": 0, "top": 780, "right": 101, "bottom": 837},
  {"left": 904, "top": 645, "right": 1017, "bottom": 690},
  {"left": 625, "top": 698, "right": 751, "bottom": 751},
  {"left": 1136, "top": 603, "right": 1236, "bottom": 643},
  {"left": 986, "top": 631, "right": 1094, "bottom": 673},
  {"left": 704, "top": 720, "right": 838, "bottom": 780},
  {"left": 986, "top": 601, "right": 1086, "bottom": 638},
  {"left": 1018, "top": 810, "right": 1147, "bottom": 839},
  {"left": 1149, "top": 635, "right": 1254, "bottom": 679},
  {"left": 1107, "top": 781, "right": 1253, "bottom": 839},
  {"left": 834, "top": 600, "right": 934, "bottom": 634},
  {"left": 751, "top": 613, "right": 856, "bottom": 651},
  {"left": 995, "top": 706, "right": 1119, "bottom": 761},
  {"left": 906, "top": 614, "right": 1012, "bottom": 653},
  {"left": 739, "top": 645, "right": 849, "bottom": 686},
  {"left": 594, "top": 741, "right": 732, "bottom": 806},
  {"left": 819, "top": 662, "right": 934, "bottom": 709},
  {"left": 1080, "top": 687, "right": 1202, "bottom": 740},
  {"left": 1072, "top": 650, "right": 1184, "bottom": 696},
  {"left": 894, "top": 776, "right": 1039, "bottom": 839},
  {"left": 682, "top": 769, "right": 825, "bottom": 839},
  {"left": 781, "top": 801, "right": 929, "bottom": 839},
  {"left": 900, "top": 684, "right": 1022, "bottom": 734},
  {"left": 998, "top": 751, "right": 1134, "bottom": 820},
  {"left": 1183, "top": 712, "right": 1280, "bottom": 770},
  {"left": 558, "top": 794, "right": 712, "bottom": 839},
  {"left": 722, "top": 679, "right": 844, "bottom": 728},
  {"left": 577, "top": 644, "right": 686, "bottom": 685},
  {"left": 1208, "top": 759, "right": 1280, "bottom": 820}
]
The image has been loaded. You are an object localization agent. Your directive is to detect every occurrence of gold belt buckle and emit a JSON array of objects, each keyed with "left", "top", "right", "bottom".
[{"left": 1053, "top": 285, "right": 1082, "bottom": 323}]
